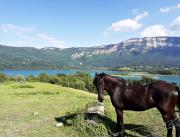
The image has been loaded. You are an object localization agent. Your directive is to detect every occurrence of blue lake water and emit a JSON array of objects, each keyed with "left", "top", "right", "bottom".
[
  {"left": 1, "top": 69, "right": 180, "bottom": 85},
  {"left": 0, "top": 69, "right": 122, "bottom": 76}
]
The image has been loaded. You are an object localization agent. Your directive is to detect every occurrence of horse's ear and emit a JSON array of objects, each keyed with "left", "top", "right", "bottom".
[{"left": 101, "top": 72, "right": 105, "bottom": 77}]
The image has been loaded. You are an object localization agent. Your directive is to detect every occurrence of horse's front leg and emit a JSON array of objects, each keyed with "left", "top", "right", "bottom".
[{"left": 115, "top": 108, "right": 124, "bottom": 137}]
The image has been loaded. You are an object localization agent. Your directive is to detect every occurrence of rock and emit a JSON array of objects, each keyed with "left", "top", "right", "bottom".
[
  {"left": 86, "top": 120, "right": 97, "bottom": 125},
  {"left": 56, "top": 122, "right": 64, "bottom": 127},
  {"left": 32, "top": 112, "right": 38, "bottom": 115},
  {"left": 97, "top": 102, "right": 104, "bottom": 106},
  {"left": 86, "top": 102, "right": 105, "bottom": 118},
  {"left": 86, "top": 104, "right": 104, "bottom": 116}
]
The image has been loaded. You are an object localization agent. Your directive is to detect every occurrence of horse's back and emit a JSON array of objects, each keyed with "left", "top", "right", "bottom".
[
  {"left": 149, "top": 80, "right": 177, "bottom": 94},
  {"left": 122, "top": 84, "right": 155, "bottom": 110}
]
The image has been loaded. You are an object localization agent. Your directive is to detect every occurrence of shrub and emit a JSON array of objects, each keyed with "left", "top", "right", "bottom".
[
  {"left": 26, "top": 75, "right": 38, "bottom": 82},
  {"left": 49, "top": 75, "right": 63, "bottom": 85},
  {"left": 0, "top": 73, "right": 7, "bottom": 82},
  {"left": 6, "top": 75, "right": 16, "bottom": 81},
  {"left": 140, "top": 76, "right": 155, "bottom": 84},
  {"left": 38, "top": 73, "right": 50, "bottom": 82},
  {"left": 75, "top": 72, "right": 96, "bottom": 93},
  {"left": 16, "top": 74, "right": 25, "bottom": 82},
  {"left": 128, "top": 76, "right": 156, "bottom": 86},
  {"left": 69, "top": 79, "right": 86, "bottom": 90}
]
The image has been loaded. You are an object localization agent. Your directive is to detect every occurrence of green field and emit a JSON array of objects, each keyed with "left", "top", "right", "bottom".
[{"left": 0, "top": 82, "right": 175, "bottom": 137}]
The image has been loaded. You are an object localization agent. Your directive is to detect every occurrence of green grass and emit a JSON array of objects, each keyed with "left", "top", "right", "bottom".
[{"left": 0, "top": 82, "right": 175, "bottom": 137}]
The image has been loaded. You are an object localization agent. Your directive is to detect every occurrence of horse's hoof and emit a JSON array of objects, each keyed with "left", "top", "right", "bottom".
[{"left": 110, "top": 132, "right": 124, "bottom": 137}]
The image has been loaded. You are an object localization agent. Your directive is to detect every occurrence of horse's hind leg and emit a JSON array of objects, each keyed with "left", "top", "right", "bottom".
[{"left": 172, "top": 113, "right": 180, "bottom": 137}]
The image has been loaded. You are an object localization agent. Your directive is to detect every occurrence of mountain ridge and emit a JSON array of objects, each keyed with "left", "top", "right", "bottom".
[{"left": 0, "top": 36, "right": 180, "bottom": 69}]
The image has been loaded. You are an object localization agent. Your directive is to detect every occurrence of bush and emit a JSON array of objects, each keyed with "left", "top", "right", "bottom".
[
  {"left": 69, "top": 79, "right": 86, "bottom": 90},
  {"left": 38, "top": 73, "right": 50, "bottom": 82},
  {"left": 16, "top": 74, "right": 25, "bottom": 82},
  {"left": 6, "top": 75, "right": 16, "bottom": 81},
  {"left": 128, "top": 76, "right": 156, "bottom": 85},
  {"left": 49, "top": 75, "right": 62, "bottom": 85},
  {"left": 0, "top": 73, "right": 6, "bottom": 82},
  {"left": 26, "top": 75, "right": 38, "bottom": 82},
  {"left": 75, "top": 72, "right": 96, "bottom": 93},
  {"left": 140, "top": 76, "right": 155, "bottom": 84}
]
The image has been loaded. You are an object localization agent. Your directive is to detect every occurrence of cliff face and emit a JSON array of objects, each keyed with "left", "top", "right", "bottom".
[{"left": 72, "top": 37, "right": 180, "bottom": 58}]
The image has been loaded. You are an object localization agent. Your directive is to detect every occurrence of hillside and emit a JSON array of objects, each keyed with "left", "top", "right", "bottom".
[
  {"left": 0, "top": 36, "right": 180, "bottom": 69},
  {"left": 0, "top": 82, "right": 170, "bottom": 136}
]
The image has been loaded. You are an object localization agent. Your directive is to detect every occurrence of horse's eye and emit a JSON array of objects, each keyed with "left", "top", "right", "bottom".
[{"left": 100, "top": 79, "right": 104, "bottom": 84}]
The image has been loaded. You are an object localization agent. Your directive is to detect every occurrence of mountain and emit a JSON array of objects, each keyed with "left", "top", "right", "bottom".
[{"left": 0, "top": 37, "right": 180, "bottom": 69}]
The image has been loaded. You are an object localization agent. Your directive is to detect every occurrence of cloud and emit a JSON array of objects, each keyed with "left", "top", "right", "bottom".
[
  {"left": 107, "top": 19, "right": 142, "bottom": 32},
  {"left": 160, "top": 3, "right": 180, "bottom": 13},
  {"left": 104, "top": 11, "right": 148, "bottom": 35},
  {"left": 0, "top": 24, "right": 33, "bottom": 33},
  {"left": 171, "top": 16, "right": 180, "bottom": 31},
  {"left": 140, "top": 25, "right": 169, "bottom": 37},
  {"left": 0, "top": 23, "right": 67, "bottom": 48},
  {"left": 134, "top": 11, "right": 148, "bottom": 21},
  {"left": 132, "top": 9, "right": 139, "bottom": 15},
  {"left": 0, "top": 24, "right": 37, "bottom": 40},
  {"left": 160, "top": 8, "right": 171, "bottom": 13},
  {"left": 140, "top": 16, "right": 180, "bottom": 37},
  {"left": 14, "top": 41, "right": 28, "bottom": 47},
  {"left": 38, "top": 33, "right": 66, "bottom": 48}
]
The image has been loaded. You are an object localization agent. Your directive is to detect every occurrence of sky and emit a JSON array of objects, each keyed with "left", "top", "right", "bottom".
[{"left": 0, "top": 0, "right": 179, "bottom": 48}]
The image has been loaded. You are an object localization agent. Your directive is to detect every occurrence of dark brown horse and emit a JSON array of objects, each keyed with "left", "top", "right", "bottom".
[{"left": 93, "top": 73, "right": 180, "bottom": 137}]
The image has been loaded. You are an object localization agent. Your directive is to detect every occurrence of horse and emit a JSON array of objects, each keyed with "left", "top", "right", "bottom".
[{"left": 93, "top": 73, "right": 180, "bottom": 137}]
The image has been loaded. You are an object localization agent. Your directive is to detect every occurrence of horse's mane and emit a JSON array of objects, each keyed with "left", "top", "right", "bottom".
[
  {"left": 95, "top": 73, "right": 127, "bottom": 86},
  {"left": 106, "top": 74, "right": 127, "bottom": 85}
]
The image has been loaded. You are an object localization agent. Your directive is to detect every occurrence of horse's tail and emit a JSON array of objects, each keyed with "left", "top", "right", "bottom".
[{"left": 176, "top": 86, "right": 180, "bottom": 117}]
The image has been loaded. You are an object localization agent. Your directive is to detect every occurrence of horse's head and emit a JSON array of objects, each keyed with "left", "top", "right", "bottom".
[{"left": 93, "top": 73, "right": 106, "bottom": 102}]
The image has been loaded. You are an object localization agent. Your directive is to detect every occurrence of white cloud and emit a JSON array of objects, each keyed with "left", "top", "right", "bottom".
[
  {"left": 140, "top": 16, "right": 180, "bottom": 37},
  {"left": 0, "top": 23, "right": 67, "bottom": 48},
  {"left": 134, "top": 11, "right": 148, "bottom": 21},
  {"left": 14, "top": 41, "right": 28, "bottom": 47},
  {"left": 160, "top": 8, "right": 171, "bottom": 13},
  {"left": 140, "top": 25, "right": 169, "bottom": 37},
  {"left": 0, "top": 24, "right": 37, "bottom": 41},
  {"left": 132, "top": 9, "right": 139, "bottom": 15},
  {"left": 104, "top": 11, "right": 148, "bottom": 35},
  {"left": 160, "top": 3, "right": 180, "bottom": 13},
  {"left": 171, "top": 16, "right": 180, "bottom": 31},
  {"left": 0, "top": 24, "right": 33, "bottom": 33},
  {"left": 38, "top": 33, "right": 66, "bottom": 48},
  {"left": 107, "top": 19, "right": 142, "bottom": 32},
  {"left": 177, "top": 3, "right": 180, "bottom": 8}
]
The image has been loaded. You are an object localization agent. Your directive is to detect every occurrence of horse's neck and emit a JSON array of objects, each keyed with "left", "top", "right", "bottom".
[{"left": 104, "top": 76, "right": 120, "bottom": 96}]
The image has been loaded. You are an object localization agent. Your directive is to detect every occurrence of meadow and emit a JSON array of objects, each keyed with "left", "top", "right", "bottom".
[{"left": 0, "top": 81, "right": 177, "bottom": 137}]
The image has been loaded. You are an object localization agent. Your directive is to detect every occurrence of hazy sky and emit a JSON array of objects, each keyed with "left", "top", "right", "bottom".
[{"left": 0, "top": 0, "right": 179, "bottom": 48}]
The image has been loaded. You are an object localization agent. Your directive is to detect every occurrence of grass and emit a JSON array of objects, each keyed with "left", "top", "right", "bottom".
[{"left": 0, "top": 82, "right": 175, "bottom": 137}]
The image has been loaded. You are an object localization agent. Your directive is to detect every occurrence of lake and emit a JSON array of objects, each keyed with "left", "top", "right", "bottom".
[{"left": 1, "top": 69, "right": 180, "bottom": 85}]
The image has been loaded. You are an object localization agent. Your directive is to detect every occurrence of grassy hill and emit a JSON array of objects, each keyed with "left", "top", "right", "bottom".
[{"left": 0, "top": 82, "right": 174, "bottom": 137}]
